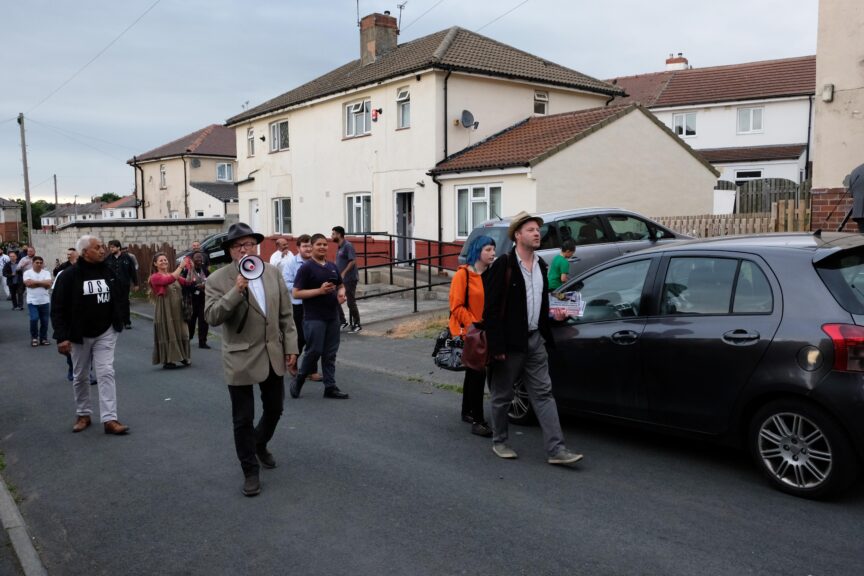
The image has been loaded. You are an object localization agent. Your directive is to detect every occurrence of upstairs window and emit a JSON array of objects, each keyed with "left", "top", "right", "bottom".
[
  {"left": 270, "top": 120, "right": 290, "bottom": 152},
  {"left": 534, "top": 91, "right": 549, "bottom": 115},
  {"left": 737, "top": 107, "right": 763, "bottom": 134},
  {"left": 216, "top": 163, "right": 233, "bottom": 182},
  {"left": 396, "top": 88, "right": 410, "bottom": 129},
  {"left": 159, "top": 164, "right": 167, "bottom": 188},
  {"left": 673, "top": 112, "right": 696, "bottom": 137},
  {"left": 345, "top": 99, "right": 371, "bottom": 138},
  {"left": 247, "top": 127, "right": 255, "bottom": 156}
]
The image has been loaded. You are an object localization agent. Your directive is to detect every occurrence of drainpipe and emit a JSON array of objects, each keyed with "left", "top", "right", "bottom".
[
  {"left": 443, "top": 69, "right": 452, "bottom": 159},
  {"left": 133, "top": 156, "right": 145, "bottom": 218},
  {"left": 182, "top": 152, "right": 190, "bottom": 218},
  {"left": 429, "top": 171, "right": 443, "bottom": 271},
  {"left": 804, "top": 95, "right": 813, "bottom": 182}
]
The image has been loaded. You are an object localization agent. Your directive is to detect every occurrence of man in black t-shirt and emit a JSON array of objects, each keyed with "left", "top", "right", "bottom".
[
  {"left": 51, "top": 235, "right": 129, "bottom": 435},
  {"left": 290, "top": 233, "right": 349, "bottom": 399}
]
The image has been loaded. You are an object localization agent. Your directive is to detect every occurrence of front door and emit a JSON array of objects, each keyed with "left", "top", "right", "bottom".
[{"left": 395, "top": 191, "right": 414, "bottom": 263}]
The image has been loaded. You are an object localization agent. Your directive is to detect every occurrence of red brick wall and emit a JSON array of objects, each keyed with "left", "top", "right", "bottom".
[{"left": 810, "top": 188, "right": 857, "bottom": 232}]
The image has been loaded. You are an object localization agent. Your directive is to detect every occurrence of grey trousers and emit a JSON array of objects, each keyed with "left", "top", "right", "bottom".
[
  {"left": 488, "top": 330, "right": 565, "bottom": 456},
  {"left": 71, "top": 327, "right": 119, "bottom": 423}
]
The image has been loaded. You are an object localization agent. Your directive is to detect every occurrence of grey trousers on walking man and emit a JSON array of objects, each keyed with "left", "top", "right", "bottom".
[
  {"left": 71, "top": 327, "right": 119, "bottom": 423},
  {"left": 488, "top": 331, "right": 565, "bottom": 456}
]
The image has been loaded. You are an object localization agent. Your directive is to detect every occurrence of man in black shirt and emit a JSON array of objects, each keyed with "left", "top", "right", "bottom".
[
  {"left": 105, "top": 240, "right": 138, "bottom": 329},
  {"left": 51, "top": 235, "right": 129, "bottom": 435}
]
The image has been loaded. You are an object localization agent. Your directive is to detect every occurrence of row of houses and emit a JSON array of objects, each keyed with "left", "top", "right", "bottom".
[{"left": 35, "top": 11, "right": 821, "bottom": 247}]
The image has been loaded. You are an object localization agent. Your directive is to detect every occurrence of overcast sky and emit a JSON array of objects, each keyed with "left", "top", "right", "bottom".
[{"left": 1, "top": 0, "right": 819, "bottom": 205}]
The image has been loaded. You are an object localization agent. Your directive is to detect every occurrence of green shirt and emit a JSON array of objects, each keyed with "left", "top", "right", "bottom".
[{"left": 548, "top": 254, "right": 570, "bottom": 290}]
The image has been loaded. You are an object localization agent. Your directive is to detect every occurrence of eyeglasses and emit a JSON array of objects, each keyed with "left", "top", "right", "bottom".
[{"left": 231, "top": 241, "right": 257, "bottom": 250}]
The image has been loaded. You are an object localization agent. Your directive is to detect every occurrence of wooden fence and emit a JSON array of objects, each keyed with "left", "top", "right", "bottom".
[
  {"left": 652, "top": 200, "right": 811, "bottom": 238},
  {"left": 736, "top": 178, "right": 811, "bottom": 213}
]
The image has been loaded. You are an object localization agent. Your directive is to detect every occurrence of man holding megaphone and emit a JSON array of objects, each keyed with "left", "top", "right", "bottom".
[{"left": 205, "top": 222, "right": 298, "bottom": 497}]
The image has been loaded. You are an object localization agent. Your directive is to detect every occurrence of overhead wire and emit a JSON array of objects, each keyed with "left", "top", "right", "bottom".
[
  {"left": 401, "top": 0, "right": 448, "bottom": 31},
  {"left": 26, "top": 118, "right": 126, "bottom": 161},
  {"left": 26, "top": 117, "right": 139, "bottom": 152},
  {"left": 27, "top": 0, "right": 163, "bottom": 114},
  {"left": 476, "top": 0, "right": 532, "bottom": 33}
]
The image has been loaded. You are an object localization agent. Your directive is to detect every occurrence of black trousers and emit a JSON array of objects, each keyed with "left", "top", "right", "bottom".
[
  {"left": 338, "top": 279, "right": 360, "bottom": 327},
  {"left": 227, "top": 367, "right": 284, "bottom": 477},
  {"left": 188, "top": 291, "right": 209, "bottom": 343},
  {"left": 461, "top": 367, "right": 487, "bottom": 423}
]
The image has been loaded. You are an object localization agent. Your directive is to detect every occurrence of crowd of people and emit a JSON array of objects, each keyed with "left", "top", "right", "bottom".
[{"left": 3, "top": 211, "right": 584, "bottom": 498}]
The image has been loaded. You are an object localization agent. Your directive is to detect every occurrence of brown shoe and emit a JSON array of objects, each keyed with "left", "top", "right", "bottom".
[
  {"left": 309, "top": 373, "right": 323, "bottom": 382},
  {"left": 72, "top": 415, "right": 91, "bottom": 433},
  {"left": 103, "top": 420, "right": 130, "bottom": 435}
]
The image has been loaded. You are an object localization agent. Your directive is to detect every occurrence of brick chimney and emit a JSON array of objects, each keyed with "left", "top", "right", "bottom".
[
  {"left": 665, "top": 52, "right": 689, "bottom": 71},
  {"left": 360, "top": 12, "right": 398, "bottom": 66}
]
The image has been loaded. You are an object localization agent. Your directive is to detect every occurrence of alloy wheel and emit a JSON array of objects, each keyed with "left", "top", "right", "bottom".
[{"left": 756, "top": 411, "right": 833, "bottom": 490}]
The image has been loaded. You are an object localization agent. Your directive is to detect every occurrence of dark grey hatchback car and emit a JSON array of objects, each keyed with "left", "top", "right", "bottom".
[{"left": 511, "top": 232, "right": 864, "bottom": 498}]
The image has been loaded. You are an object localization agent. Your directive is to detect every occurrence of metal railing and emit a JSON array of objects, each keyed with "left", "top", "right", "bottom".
[{"left": 351, "top": 232, "right": 464, "bottom": 313}]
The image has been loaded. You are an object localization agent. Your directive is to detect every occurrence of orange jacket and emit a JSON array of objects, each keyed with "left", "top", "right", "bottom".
[{"left": 449, "top": 265, "right": 485, "bottom": 337}]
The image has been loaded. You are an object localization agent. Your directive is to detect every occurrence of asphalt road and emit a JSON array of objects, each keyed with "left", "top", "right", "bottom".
[{"left": 1, "top": 304, "right": 863, "bottom": 576}]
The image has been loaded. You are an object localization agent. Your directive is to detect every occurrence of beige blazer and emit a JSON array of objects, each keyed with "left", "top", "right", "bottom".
[{"left": 205, "top": 262, "right": 298, "bottom": 386}]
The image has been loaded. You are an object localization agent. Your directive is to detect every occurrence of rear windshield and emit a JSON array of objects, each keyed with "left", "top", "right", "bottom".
[
  {"left": 816, "top": 248, "right": 864, "bottom": 314},
  {"left": 460, "top": 226, "right": 512, "bottom": 262}
]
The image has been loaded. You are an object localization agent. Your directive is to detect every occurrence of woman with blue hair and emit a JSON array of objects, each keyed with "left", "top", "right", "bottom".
[{"left": 449, "top": 234, "right": 496, "bottom": 437}]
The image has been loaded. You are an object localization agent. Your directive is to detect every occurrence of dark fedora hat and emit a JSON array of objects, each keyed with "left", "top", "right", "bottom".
[
  {"left": 507, "top": 211, "right": 544, "bottom": 241},
  {"left": 221, "top": 222, "right": 264, "bottom": 251}
]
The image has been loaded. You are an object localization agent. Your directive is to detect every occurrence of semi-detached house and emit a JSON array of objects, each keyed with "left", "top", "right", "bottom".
[{"left": 225, "top": 12, "right": 625, "bottom": 255}]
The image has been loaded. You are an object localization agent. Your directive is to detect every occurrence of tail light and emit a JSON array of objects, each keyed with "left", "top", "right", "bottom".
[{"left": 822, "top": 323, "right": 864, "bottom": 372}]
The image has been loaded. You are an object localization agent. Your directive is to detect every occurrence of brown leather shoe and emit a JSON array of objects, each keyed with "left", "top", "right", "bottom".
[
  {"left": 72, "top": 415, "right": 91, "bottom": 433},
  {"left": 103, "top": 420, "right": 130, "bottom": 435}
]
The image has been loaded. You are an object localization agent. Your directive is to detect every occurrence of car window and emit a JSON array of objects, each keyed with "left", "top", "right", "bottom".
[
  {"left": 607, "top": 215, "right": 651, "bottom": 242},
  {"left": 556, "top": 259, "right": 651, "bottom": 322},
  {"left": 557, "top": 216, "right": 607, "bottom": 246},
  {"left": 732, "top": 261, "right": 773, "bottom": 313},
  {"left": 661, "top": 257, "right": 738, "bottom": 315},
  {"left": 539, "top": 222, "right": 560, "bottom": 250},
  {"left": 815, "top": 247, "right": 864, "bottom": 315}
]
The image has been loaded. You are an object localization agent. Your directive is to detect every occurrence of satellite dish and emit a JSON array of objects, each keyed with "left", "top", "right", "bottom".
[{"left": 461, "top": 110, "right": 477, "bottom": 129}]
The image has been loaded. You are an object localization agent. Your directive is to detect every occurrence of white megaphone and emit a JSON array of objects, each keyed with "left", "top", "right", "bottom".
[{"left": 238, "top": 255, "right": 265, "bottom": 280}]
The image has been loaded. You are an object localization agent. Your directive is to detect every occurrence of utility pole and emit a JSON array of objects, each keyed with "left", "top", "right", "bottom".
[
  {"left": 17, "top": 113, "right": 34, "bottom": 246},
  {"left": 54, "top": 174, "right": 58, "bottom": 206}
]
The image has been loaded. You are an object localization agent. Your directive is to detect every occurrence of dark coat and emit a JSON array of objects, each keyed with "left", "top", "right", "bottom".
[
  {"left": 848, "top": 162, "right": 864, "bottom": 220},
  {"left": 51, "top": 262, "right": 124, "bottom": 343},
  {"left": 482, "top": 249, "right": 554, "bottom": 357},
  {"left": 105, "top": 253, "right": 138, "bottom": 287}
]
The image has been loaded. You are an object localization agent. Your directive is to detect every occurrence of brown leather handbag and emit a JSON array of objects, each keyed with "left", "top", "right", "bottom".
[{"left": 461, "top": 257, "right": 510, "bottom": 372}]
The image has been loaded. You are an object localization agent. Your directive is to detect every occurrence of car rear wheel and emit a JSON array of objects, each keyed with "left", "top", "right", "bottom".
[
  {"left": 507, "top": 379, "right": 536, "bottom": 425},
  {"left": 749, "top": 399, "right": 858, "bottom": 499}
]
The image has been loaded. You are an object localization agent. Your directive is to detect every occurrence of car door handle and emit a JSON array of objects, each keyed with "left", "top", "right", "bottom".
[
  {"left": 611, "top": 330, "right": 639, "bottom": 345},
  {"left": 722, "top": 329, "right": 760, "bottom": 344}
]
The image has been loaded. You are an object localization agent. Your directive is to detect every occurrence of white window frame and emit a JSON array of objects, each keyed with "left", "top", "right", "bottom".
[
  {"left": 735, "top": 169, "right": 763, "bottom": 186},
  {"left": 273, "top": 198, "right": 292, "bottom": 234},
  {"left": 246, "top": 127, "right": 255, "bottom": 157},
  {"left": 216, "top": 163, "right": 233, "bottom": 182},
  {"left": 346, "top": 193, "right": 371, "bottom": 233},
  {"left": 456, "top": 184, "right": 502, "bottom": 238},
  {"left": 159, "top": 164, "right": 167, "bottom": 188},
  {"left": 737, "top": 107, "right": 764, "bottom": 134},
  {"left": 345, "top": 99, "right": 371, "bottom": 138},
  {"left": 270, "top": 120, "right": 289, "bottom": 152},
  {"left": 534, "top": 91, "right": 549, "bottom": 115},
  {"left": 672, "top": 112, "right": 696, "bottom": 137},
  {"left": 396, "top": 88, "right": 410, "bottom": 129}
]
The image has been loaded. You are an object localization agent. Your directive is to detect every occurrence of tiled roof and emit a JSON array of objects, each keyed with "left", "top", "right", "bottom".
[
  {"left": 103, "top": 194, "right": 137, "bottom": 209},
  {"left": 608, "top": 55, "right": 815, "bottom": 108},
  {"left": 226, "top": 27, "right": 622, "bottom": 125},
  {"left": 191, "top": 182, "right": 238, "bottom": 202},
  {"left": 699, "top": 144, "right": 807, "bottom": 164},
  {"left": 130, "top": 124, "right": 236, "bottom": 163},
  {"left": 0, "top": 197, "right": 20, "bottom": 208}
]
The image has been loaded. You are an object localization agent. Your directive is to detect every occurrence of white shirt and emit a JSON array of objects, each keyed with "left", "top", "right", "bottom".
[
  {"left": 269, "top": 250, "right": 292, "bottom": 270},
  {"left": 248, "top": 276, "right": 266, "bottom": 316},
  {"left": 23, "top": 269, "right": 52, "bottom": 305},
  {"left": 515, "top": 250, "right": 543, "bottom": 331}
]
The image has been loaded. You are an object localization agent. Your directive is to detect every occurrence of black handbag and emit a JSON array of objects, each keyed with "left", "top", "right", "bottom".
[{"left": 433, "top": 269, "right": 471, "bottom": 372}]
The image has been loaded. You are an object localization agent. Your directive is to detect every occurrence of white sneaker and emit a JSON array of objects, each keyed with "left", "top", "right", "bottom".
[{"left": 492, "top": 443, "right": 518, "bottom": 459}]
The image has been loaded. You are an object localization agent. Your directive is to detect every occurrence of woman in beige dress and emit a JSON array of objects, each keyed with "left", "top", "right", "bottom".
[{"left": 149, "top": 252, "right": 191, "bottom": 369}]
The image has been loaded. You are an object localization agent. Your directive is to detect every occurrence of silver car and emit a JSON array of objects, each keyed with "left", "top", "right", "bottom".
[{"left": 459, "top": 208, "right": 689, "bottom": 276}]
